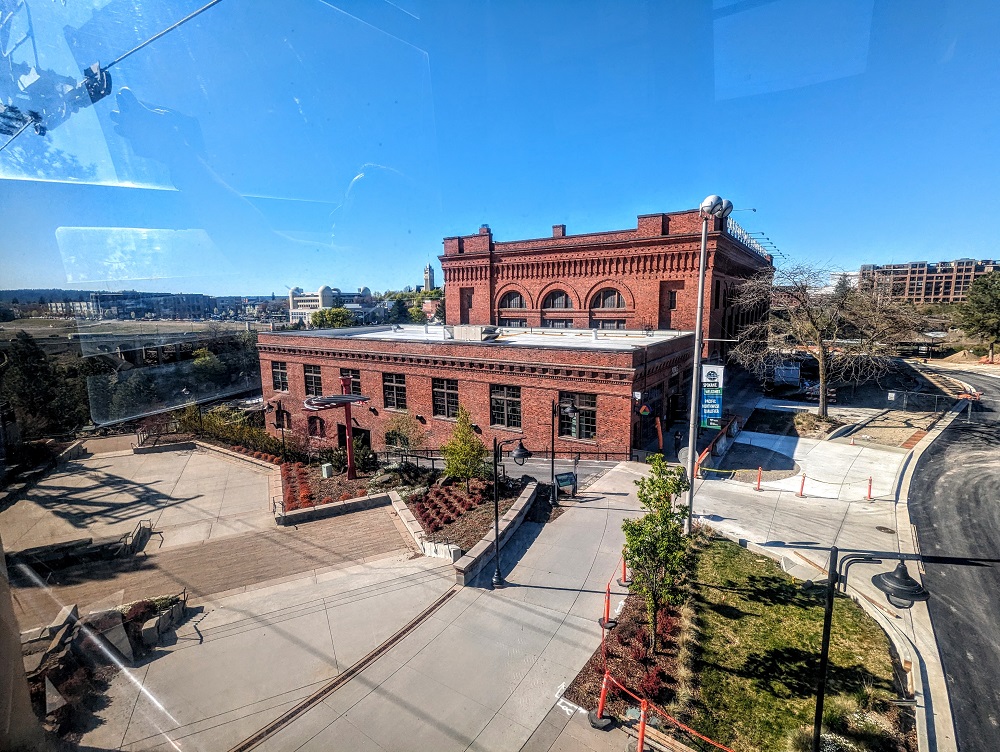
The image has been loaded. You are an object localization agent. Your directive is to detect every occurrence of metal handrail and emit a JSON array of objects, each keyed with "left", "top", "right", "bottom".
[{"left": 724, "top": 218, "right": 772, "bottom": 261}]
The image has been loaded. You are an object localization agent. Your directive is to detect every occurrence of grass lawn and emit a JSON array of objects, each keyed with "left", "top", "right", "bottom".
[{"left": 690, "top": 539, "right": 911, "bottom": 752}]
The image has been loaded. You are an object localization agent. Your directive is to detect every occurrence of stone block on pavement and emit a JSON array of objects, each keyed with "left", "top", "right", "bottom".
[
  {"left": 141, "top": 618, "right": 160, "bottom": 647},
  {"left": 45, "top": 677, "right": 68, "bottom": 715},
  {"left": 103, "top": 622, "right": 135, "bottom": 663},
  {"left": 47, "top": 604, "right": 78, "bottom": 635}
]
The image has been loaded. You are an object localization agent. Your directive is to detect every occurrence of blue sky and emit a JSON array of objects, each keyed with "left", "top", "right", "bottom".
[{"left": 2, "top": 0, "right": 999, "bottom": 296}]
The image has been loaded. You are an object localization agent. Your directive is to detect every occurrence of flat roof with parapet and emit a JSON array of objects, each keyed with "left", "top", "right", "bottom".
[{"left": 270, "top": 324, "right": 693, "bottom": 351}]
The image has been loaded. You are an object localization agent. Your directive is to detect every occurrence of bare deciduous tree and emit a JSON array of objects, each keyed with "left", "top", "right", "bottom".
[{"left": 729, "top": 265, "right": 920, "bottom": 417}]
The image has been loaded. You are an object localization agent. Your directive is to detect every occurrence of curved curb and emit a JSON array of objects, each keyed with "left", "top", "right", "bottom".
[{"left": 887, "top": 402, "right": 967, "bottom": 752}]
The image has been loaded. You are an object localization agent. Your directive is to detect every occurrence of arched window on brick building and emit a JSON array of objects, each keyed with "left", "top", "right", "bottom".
[
  {"left": 542, "top": 290, "right": 573, "bottom": 309},
  {"left": 590, "top": 288, "right": 625, "bottom": 309},
  {"left": 498, "top": 291, "right": 526, "bottom": 309},
  {"left": 308, "top": 415, "right": 325, "bottom": 437}
]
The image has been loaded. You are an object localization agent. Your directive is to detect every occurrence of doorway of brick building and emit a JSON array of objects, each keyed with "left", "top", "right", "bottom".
[
  {"left": 337, "top": 424, "right": 371, "bottom": 449},
  {"left": 658, "top": 281, "right": 682, "bottom": 329},
  {"left": 460, "top": 287, "right": 474, "bottom": 324}
]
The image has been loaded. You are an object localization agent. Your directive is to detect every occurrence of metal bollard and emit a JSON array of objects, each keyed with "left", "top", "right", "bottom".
[
  {"left": 755, "top": 466, "right": 762, "bottom": 492},
  {"left": 867, "top": 476, "right": 872, "bottom": 501}
]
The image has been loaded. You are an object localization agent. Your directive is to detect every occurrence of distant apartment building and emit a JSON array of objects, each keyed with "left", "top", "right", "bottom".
[
  {"left": 48, "top": 292, "right": 214, "bottom": 319},
  {"left": 48, "top": 300, "right": 101, "bottom": 318},
  {"left": 859, "top": 259, "right": 1000, "bottom": 304}
]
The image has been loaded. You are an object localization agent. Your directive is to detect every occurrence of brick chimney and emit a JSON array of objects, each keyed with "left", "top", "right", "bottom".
[
  {"left": 637, "top": 214, "right": 669, "bottom": 237},
  {"left": 552, "top": 224, "right": 566, "bottom": 238}
]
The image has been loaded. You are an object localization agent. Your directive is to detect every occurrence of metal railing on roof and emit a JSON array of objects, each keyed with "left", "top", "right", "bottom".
[{"left": 724, "top": 218, "right": 772, "bottom": 262}]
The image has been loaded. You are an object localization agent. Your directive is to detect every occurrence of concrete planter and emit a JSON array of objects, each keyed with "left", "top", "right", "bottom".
[
  {"left": 453, "top": 483, "right": 538, "bottom": 586},
  {"left": 276, "top": 492, "right": 390, "bottom": 526},
  {"left": 195, "top": 441, "right": 280, "bottom": 470},
  {"left": 389, "top": 491, "right": 463, "bottom": 562},
  {"left": 133, "top": 441, "right": 196, "bottom": 454},
  {"left": 141, "top": 599, "right": 189, "bottom": 649}
]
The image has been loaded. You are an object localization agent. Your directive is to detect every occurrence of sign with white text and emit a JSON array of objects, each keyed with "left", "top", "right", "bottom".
[{"left": 700, "top": 365, "right": 725, "bottom": 428}]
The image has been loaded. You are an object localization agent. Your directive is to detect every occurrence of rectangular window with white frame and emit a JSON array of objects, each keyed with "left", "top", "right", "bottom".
[
  {"left": 432, "top": 378, "right": 459, "bottom": 418},
  {"left": 490, "top": 384, "right": 521, "bottom": 428},
  {"left": 304, "top": 364, "right": 323, "bottom": 396},
  {"left": 272, "top": 361, "right": 288, "bottom": 391},
  {"left": 383, "top": 373, "right": 407, "bottom": 410},
  {"left": 558, "top": 391, "right": 597, "bottom": 440}
]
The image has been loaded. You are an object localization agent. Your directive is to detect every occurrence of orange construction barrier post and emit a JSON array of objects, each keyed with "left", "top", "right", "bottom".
[
  {"left": 588, "top": 672, "right": 613, "bottom": 729},
  {"left": 755, "top": 466, "right": 762, "bottom": 492},
  {"left": 637, "top": 699, "right": 648, "bottom": 751},
  {"left": 617, "top": 551, "right": 631, "bottom": 587},
  {"left": 797, "top": 472, "right": 806, "bottom": 498},
  {"left": 867, "top": 476, "right": 873, "bottom": 500},
  {"left": 598, "top": 583, "right": 618, "bottom": 630}
]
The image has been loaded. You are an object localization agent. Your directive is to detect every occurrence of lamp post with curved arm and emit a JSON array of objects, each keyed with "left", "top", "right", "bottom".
[
  {"left": 812, "top": 547, "right": 932, "bottom": 752},
  {"left": 551, "top": 398, "right": 578, "bottom": 506},
  {"left": 492, "top": 437, "right": 531, "bottom": 588},
  {"left": 684, "top": 195, "right": 733, "bottom": 533}
]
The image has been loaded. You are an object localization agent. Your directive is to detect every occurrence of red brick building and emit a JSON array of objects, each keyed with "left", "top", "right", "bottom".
[
  {"left": 258, "top": 325, "right": 694, "bottom": 457},
  {"left": 440, "top": 210, "right": 772, "bottom": 359}
]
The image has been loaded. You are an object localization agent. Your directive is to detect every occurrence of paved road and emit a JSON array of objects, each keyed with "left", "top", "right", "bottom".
[{"left": 907, "top": 367, "right": 1000, "bottom": 752}]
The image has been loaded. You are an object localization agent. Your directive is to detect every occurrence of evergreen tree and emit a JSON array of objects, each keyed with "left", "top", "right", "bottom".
[
  {"left": 622, "top": 454, "right": 692, "bottom": 652},
  {"left": 957, "top": 271, "right": 1000, "bottom": 363},
  {"left": 440, "top": 407, "right": 487, "bottom": 492},
  {"left": 1, "top": 332, "right": 60, "bottom": 436}
]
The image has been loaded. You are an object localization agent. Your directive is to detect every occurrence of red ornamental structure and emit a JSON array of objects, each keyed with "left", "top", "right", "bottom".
[{"left": 302, "top": 376, "right": 370, "bottom": 479}]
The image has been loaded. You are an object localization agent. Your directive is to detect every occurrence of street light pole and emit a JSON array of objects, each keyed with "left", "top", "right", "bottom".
[
  {"left": 684, "top": 195, "right": 733, "bottom": 534},
  {"left": 812, "top": 546, "right": 839, "bottom": 751},
  {"left": 811, "top": 548, "right": 931, "bottom": 752},
  {"left": 492, "top": 436, "right": 531, "bottom": 588},
  {"left": 550, "top": 398, "right": 578, "bottom": 507},
  {"left": 269, "top": 399, "right": 286, "bottom": 462}
]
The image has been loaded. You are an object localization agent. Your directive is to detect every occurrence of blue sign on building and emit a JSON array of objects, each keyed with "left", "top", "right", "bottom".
[{"left": 700, "top": 365, "right": 725, "bottom": 428}]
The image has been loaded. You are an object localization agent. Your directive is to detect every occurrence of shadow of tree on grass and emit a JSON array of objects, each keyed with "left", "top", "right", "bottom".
[{"left": 738, "top": 646, "right": 894, "bottom": 699}]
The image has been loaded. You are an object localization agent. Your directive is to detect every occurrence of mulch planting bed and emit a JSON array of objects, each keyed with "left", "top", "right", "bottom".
[
  {"left": 564, "top": 593, "right": 685, "bottom": 718},
  {"left": 281, "top": 462, "right": 373, "bottom": 510},
  {"left": 403, "top": 478, "right": 527, "bottom": 552}
]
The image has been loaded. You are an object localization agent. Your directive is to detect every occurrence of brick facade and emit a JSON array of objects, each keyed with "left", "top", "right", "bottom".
[
  {"left": 258, "top": 327, "right": 694, "bottom": 457},
  {"left": 440, "top": 210, "right": 773, "bottom": 359}
]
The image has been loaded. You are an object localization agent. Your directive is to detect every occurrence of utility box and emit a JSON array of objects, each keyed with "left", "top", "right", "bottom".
[
  {"left": 321, "top": 463, "right": 334, "bottom": 479},
  {"left": 773, "top": 364, "right": 801, "bottom": 386}
]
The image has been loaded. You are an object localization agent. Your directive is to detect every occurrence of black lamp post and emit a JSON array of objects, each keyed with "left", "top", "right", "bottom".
[
  {"left": 267, "top": 400, "right": 287, "bottom": 462},
  {"left": 812, "top": 547, "right": 930, "bottom": 752},
  {"left": 550, "top": 398, "right": 578, "bottom": 505},
  {"left": 492, "top": 436, "right": 531, "bottom": 588}
]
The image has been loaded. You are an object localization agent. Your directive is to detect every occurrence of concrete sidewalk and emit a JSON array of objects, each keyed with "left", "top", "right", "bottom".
[
  {"left": 80, "top": 554, "right": 457, "bottom": 751},
  {"left": 247, "top": 463, "right": 648, "bottom": 752},
  {"left": 692, "top": 413, "right": 961, "bottom": 752},
  {"left": 734, "top": 430, "right": 909, "bottom": 500}
]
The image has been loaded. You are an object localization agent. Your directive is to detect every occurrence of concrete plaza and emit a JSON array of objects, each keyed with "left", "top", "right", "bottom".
[
  {"left": 0, "top": 444, "right": 275, "bottom": 553},
  {"left": 77, "top": 463, "right": 646, "bottom": 752}
]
